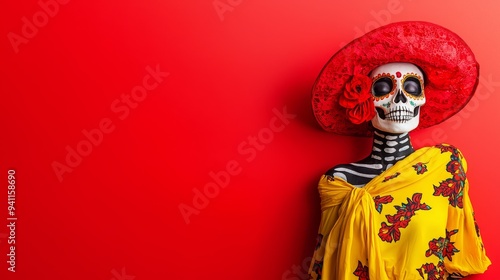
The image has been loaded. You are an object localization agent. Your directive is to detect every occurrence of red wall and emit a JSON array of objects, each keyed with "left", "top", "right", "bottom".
[{"left": 1, "top": 0, "right": 498, "bottom": 279}]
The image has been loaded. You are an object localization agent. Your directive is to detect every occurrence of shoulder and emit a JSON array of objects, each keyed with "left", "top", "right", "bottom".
[
  {"left": 430, "top": 143, "right": 466, "bottom": 159},
  {"left": 324, "top": 164, "right": 352, "bottom": 182},
  {"left": 429, "top": 143, "right": 468, "bottom": 171},
  {"left": 325, "top": 163, "right": 352, "bottom": 176}
]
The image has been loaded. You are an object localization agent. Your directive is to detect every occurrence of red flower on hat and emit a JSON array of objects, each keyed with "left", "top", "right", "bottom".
[{"left": 339, "top": 74, "right": 376, "bottom": 124}]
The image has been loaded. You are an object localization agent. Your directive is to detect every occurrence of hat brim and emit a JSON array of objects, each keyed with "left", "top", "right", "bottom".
[{"left": 312, "top": 21, "right": 479, "bottom": 137}]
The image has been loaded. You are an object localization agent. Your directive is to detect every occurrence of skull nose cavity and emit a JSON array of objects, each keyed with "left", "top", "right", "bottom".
[{"left": 394, "top": 89, "right": 407, "bottom": 103}]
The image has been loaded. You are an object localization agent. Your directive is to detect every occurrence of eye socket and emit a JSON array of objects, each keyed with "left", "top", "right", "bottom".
[
  {"left": 403, "top": 77, "right": 422, "bottom": 96},
  {"left": 372, "top": 77, "right": 393, "bottom": 97}
]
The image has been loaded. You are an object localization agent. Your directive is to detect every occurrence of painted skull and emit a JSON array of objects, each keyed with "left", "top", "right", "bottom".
[{"left": 370, "top": 62, "right": 426, "bottom": 133}]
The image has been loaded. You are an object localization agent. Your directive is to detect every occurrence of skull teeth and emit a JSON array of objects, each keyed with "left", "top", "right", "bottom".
[{"left": 385, "top": 109, "right": 414, "bottom": 123}]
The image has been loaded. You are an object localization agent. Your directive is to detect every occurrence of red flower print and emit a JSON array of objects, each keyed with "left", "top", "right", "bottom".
[
  {"left": 425, "top": 229, "right": 459, "bottom": 262},
  {"left": 382, "top": 172, "right": 400, "bottom": 182},
  {"left": 426, "top": 240, "right": 440, "bottom": 257},
  {"left": 446, "top": 160, "right": 461, "bottom": 173},
  {"left": 433, "top": 174, "right": 465, "bottom": 209},
  {"left": 417, "top": 263, "right": 438, "bottom": 280},
  {"left": 379, "top": 222, "right": 401, "bottom": 242},
  {"left": 417, "top": 262, "right": 446, "bottom": 280},
  {"left": 412, "top": 162, "right": 428, "bottom": 175},
  {"left": 394, "top": 193, "right": 432, "bottom": 216},
  {"left": 433, "top": 179, "right": 455, "bottom": 196},
  {"left": 446, "top": 160, "right": 467, "bottom": 181},
  {"left": 353, "top": 260, "right": 370, "bottom": 280},
  {"left": 455, "top": 195, "right": 463, "bottom": 208},
  {"left": 434, "top": 179, "right": 464, "bottom": 208},
  {"left": 437, "top": 262, "right": 446, "bottom": 277},
  {"left": 339, "top": 74, "right": 376, "bottom": 124},
  {"left": 436, "top": 144, "right": 454, "bottom": 153},
  {"left": 386, "top": 213, "right": 410, "bottom": 228},
  {"left": 373, "top": 195, "right": 393, "bottom": 213},
  {"left": 378, "top": 193, "right": 431, "bottom": 243},
  {"left": 473, "top": 212, "right": 481, "bottom": 237},
  {"left": 452, "top": 171, "right": 466, "bottom": 182},
  {"left": 419, "top": 228, "right": 459, "bottom": 278},
  {"left": 444, "top": 243, "right": 458, "bottom": 261},
  {"left": 435, "top": 144, "right": 461, "bottom": 158},
  {"left": 445, "top": 229, "right": 458, "bottom": 239}
]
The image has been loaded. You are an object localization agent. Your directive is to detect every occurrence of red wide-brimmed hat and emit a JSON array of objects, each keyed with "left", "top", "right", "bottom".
[{"left": 312, "top": 21, "right": 479, "bottom": 136}]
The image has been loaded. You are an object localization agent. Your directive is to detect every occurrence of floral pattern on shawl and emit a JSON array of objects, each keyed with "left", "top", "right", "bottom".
[
  {"left": 379, "top": 193, "right": 431, "bottom": 242},
  {"left": 433, "top": 144, "right": 466, "bottom": 208}
]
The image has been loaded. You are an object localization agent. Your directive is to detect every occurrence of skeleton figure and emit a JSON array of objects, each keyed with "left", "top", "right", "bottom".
[
  {"left": 326, "top": 63, "right": 425, "bottom": 187},
  {"left": 326, "top": 62, "right": 466, "bottom": 278},
  {"left": 309, "top": 20, "right": 493, "bottom": 279}
]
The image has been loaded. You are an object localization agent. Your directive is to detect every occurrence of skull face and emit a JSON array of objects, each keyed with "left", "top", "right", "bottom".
[{"left": 370, "top": 62, "right": 426, "bottom": 134}]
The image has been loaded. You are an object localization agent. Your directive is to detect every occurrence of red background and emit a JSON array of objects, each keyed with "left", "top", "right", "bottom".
[{"left": 1, "top": 0, "right": 499, "bottom": 279}]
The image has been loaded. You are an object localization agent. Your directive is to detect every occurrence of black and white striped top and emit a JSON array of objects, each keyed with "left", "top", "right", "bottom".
[{"left": 326, "top": 129, "right": 414, "bottom": 187}]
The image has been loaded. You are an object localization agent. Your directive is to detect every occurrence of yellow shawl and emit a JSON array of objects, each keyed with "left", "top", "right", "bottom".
[{"left": 308, "top": 144, "right": 491, "bottom": 280}]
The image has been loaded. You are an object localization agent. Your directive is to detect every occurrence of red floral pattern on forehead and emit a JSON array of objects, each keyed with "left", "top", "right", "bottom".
[{"left": 311, "top": 21, "right": 479, "bottom": 137}]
